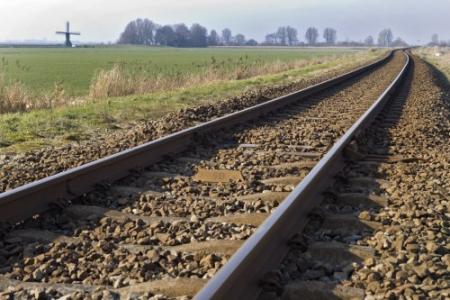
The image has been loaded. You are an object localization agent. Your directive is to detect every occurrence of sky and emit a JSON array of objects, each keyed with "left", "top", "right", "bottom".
[{"left": 0, "top": 0, "right": 449, "bottom": 44}]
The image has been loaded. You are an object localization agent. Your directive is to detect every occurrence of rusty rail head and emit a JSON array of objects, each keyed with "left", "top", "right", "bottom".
[
  {"left": 0, "top": 51, "right": 393, "bottom": 223},
  {"left": 194, "top": 51, "right": 410, "bottom": 300}
]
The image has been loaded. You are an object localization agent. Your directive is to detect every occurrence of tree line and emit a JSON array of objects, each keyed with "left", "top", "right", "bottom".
[
  {"left": 118, "top": 18, "right": 408, "bottom": 48},
  {"left": 117, "top": 18, "right": 255, "bottom": 47},
  {"left": 264, "top": 26, "right": 336, "bottom": 45},
  {"left": 264, "top": 27, "right": 407, "bottom": 47},
  {"left": 429, "top": 33, "right": 450, "bottom": 47}
]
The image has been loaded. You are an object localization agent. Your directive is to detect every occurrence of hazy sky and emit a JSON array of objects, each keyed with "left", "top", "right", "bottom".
[{"left": 0, "top": 0, "right": 449, "bottom": 44}]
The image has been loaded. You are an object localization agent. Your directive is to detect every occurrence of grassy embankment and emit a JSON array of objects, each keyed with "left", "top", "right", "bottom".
[
  {"left": 414, "top": 47, "right": 450, "bottom": 80},
  {"left": 0, "top": 47, "right": 382, "bottom": 154}
]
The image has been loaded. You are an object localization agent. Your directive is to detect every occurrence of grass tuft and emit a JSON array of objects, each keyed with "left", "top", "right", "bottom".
[
  {"left": 0, "top": 73, "right": 73, "bottom": 114},
  {"left": 89, "top": 65, "right": 133, "bottom": 98},
  {"left": 88, "top": 57, "right": 331, "bottom": 100},
  {"left": 0, "top": 73, "right": 31, "bottom": 113},
  {"left": 414, "top": 47, "right": 450, "bottom": 81}
]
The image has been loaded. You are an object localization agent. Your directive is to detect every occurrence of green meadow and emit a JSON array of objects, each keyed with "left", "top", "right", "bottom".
[
  {"left": 0, "top": 46, "right": 359, "bottom": 96},
  {"left": 0, "top": 46, "right": 381, "bottom": 154}
]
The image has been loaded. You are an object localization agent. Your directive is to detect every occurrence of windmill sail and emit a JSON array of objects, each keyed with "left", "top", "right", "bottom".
[{"left": 55, "top": 21, "right": 81, "bottom": 47}]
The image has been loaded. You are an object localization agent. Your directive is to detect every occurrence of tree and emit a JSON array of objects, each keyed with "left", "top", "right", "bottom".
[
  {"left": 155, "top": 25, "right": 176, "bottom": 46},
  {"left": 234, "top": 34, "right": 246, "bottom": 46},
  {"left": 323, "top": 27, "right": 337, "bottom": 45},
  {"left": 136, "top": 18, "right": 156, "bottom": 45},
  {"left": 118, "top": 21, "right": 139, "bottom": 44},
  {"left": 265, "top": 33, "right": 278, "bottom": 45},
  {"left": 378, "top": 29, "right": 393, "bottom": 47},
  {"left": 118, "top": 18, "right": 157, "bottom": 45},
  {"left": 286, "top": 26, "right": 298, "bottom": 46},
  {"left": 277, "top": 27, "right": 288, "bottom": 45},
  {"left": 246, "top": 39, "right": 258, "bottom": 46},
  {"left": 305, "top": 27, "right": 319, "bottom": 45},
  {"left": 208, "top": 30, "right": 219, "bottom": 46},
  {"left": 222, "top": 28, "right": 232, "bottom": 45},
  {"left": 264, "top": 26, "right": 297, "bottom": 46},
  {"left": 190, "top": 23, "right": 208, "bottom": 47},
  {"left": 365, "top": 35, "right": 374, "bottom": 46},
  {"left": 173, "top": 23, "right": 190, "bottom": 47},
  {"left": 431, "top": 33, "right": 439, "bottom": 45},
  {"left": 391, "top": 37, "right": 408, "bottom": 48}
]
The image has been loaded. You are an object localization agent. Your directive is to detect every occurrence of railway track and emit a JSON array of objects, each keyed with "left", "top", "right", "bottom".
[
  {"left": 261, "top": 56, "right": 449, "bottom": 300},
  {"left": 0, "top": 50, "right": 418, "bottom": 299},
  {"left": 197, "top": 54, "right": 449, "bottom": 300}
]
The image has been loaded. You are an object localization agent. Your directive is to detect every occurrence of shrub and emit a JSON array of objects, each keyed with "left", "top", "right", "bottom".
[
  {"left": 89, "top": 65, "right": 134, "bottom": 99},
  {"left": 0, "top": 74, "right": 31, "bottom": 113}
]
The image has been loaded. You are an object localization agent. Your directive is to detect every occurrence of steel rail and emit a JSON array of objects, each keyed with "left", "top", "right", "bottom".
[
  {"left": 0, "top": 51, "right": 393, "bottom": 223},
  {"left": 194, "top": 51, "right": 410, "bottom": 300}
]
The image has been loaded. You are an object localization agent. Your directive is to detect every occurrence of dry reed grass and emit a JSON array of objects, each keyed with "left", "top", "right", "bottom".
[
  {"left": 0, "top": 73, "right": 31, "bottom": 113},
  {"left": 0, "top": 73, "right": 75, "bottom": 114},
  {"left": 0, "top": 52, "right": 365, "bottom": 113},
  {"left": 89, "top": 65, "right": 133, "bottom": 98},
  {"left": 89, "top": 57, "right": 327, "bottom": 99}
]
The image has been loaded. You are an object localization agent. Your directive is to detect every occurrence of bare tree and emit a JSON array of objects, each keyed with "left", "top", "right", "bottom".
[
  {"left": 207, "top": 30, "right": 219, "bottom": 46},
  {"left": 323, "top": 27, "right": 337, "bottom": 45},
  {"left": 263, "top": 26, "right": 297, "bottom": 46},
  {"left": 118, "top": 18, "right": 156, "bottom": 45},
  {"left": 190, "top": 24, "right": 208, "bottom": 47},
  {"left": 305, "top": 27, "right": 319, "bottom": 45},
  {"left": 234, "top": 34, "right": 246, "bottom": 46},
  {"left": 378, "top": 29, "right": 393, "bottom": 47},
  {"left": 222, "top": 28, "right": 232, "bottom": 45},
  {"left": 365, "top": 35, "right": 374, "bottom": 46},
  {"left": 286, "top": 26, "right": 298, "bottom": 46},
  {"left": 120, "top": 19, "right": 265, "bottom": 48},
  {"left": 136, "top": 19, "right": 156, "bottom": 45},
  {"left": 118, "top": 21, "right": 139, "bottom": 44},
  {"left": 391, "top": 37, "right": 408, "bottom": 48},
  {"left": 173, "top": 23, "right": 190, "bottom": 47},
  {"left": 431, "top": 33, "right": 439, "bottom": 45},
  {"left": 155, "top": 25, "right": 176, "bottom": 46},
  {"left": 277, "top": 27, "right": 288, "bottom": 45},
  {"left": 265, "top": 33, "right": 278, "bottom": 45},
  {"left": 385, "top": 29, "right": 394, "bottom": 47}
]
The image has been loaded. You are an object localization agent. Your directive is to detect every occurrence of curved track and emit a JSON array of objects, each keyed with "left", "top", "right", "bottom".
[
  {"left": 0, "top": 51, "right": 413, "bottom": 299},
  {"left": 253, "top": 54, "right": 449, "bottom": 300}
]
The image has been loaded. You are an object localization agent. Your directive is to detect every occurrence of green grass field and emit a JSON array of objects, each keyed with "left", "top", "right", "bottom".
[
  {"left": 0, "top": 46, "right": 381, "bottom": 154},
  {"left": 0, "top": 46, "right": 360, "bottom": 96}
]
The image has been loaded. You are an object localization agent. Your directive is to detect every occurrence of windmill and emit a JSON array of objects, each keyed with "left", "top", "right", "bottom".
[{"left": 56, "top": 22, "right": 80, "bottom": 47}]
